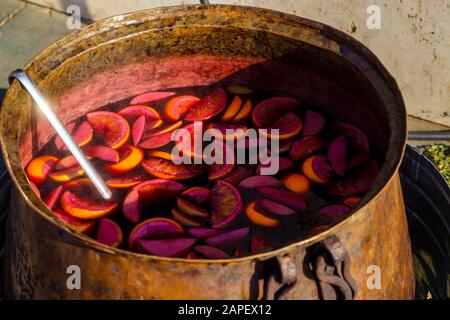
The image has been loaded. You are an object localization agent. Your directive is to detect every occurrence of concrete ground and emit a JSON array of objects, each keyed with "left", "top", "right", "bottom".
[{"left": 0, "top": 0, "right": 448, "bottom": 144}]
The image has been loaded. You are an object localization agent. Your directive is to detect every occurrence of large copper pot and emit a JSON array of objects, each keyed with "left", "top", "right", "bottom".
[{"left": 0, "top": 5, "right": 414, "bottom": 299}]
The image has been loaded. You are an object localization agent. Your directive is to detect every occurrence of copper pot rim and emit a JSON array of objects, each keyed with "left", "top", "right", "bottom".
[{"left": 0, "top": 4, "right": 407, "bottom": 264}]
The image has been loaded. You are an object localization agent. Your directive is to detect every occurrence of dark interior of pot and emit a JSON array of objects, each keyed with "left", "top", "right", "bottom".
[
  {"left": 18, "top": 28, "right": 393, "bottom": 165},
  {"left": 2, "top": 6, "right": 405, "bottom": 244}
]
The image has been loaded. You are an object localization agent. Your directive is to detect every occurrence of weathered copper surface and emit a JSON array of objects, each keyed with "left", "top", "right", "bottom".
[{"left": 0, "top": 5, "right": 414, "bottom": 299}]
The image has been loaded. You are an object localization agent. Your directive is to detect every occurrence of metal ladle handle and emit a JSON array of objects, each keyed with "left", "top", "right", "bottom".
[{"left": 9, "top": 69, "right": 112, "bottom": 200}]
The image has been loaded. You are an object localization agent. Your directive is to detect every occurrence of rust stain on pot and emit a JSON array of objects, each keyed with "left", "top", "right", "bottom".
[{"left": 0, "top": 5, "right": 413, "bottom": 299}]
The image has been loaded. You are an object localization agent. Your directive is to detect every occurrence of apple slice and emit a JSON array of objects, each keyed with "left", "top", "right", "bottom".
[
  {"left": 290, "top": 136, "right": 327, "bottom": 161},
  {"left": 96, "top": 218, "right": 123, "bottom": 247},
  {"left": 118, "top": 105, "right": 160, "bottom": 121},
  {"left": 25, "top": 155, "right": 58, "bottom": 184},
  {"left": 138, "top": 238, "right": 195, "bottom": 257},
  {"left": 55, "top": 121, "right": 93, "bottom": 151},
  {"left": 43, "top": 185, "right": 63, "bottom": 210},
  {"left": 256, "top": 157, "right": 295, "bottom": 175},
  {"left": 82, "top": 145, "right": 119, "bottom": 162},
  {"left": 257, "top": 187, "right": 307, "bottom": 211},
  {"left": 131, "top": 115, "right": 146, "bottom": 146},
  {"left": 238, "top": 175, "right": 281, "bottom": 189},
  {"left": 181, "top": 187, "right": 211, "bottom": 206},
  {"left": 176, "top": 198, "right": 209, "bottom": 218},
  {"left": 194, "top": 245, "right": 229, "bottom": 259},
  {"left": 171, "top": 208, "right": 205, "bottom": 227},
  {"left": 303, "top": 110, "right": 326, "bottom": 135},
  {"left": 187, "top": 228, "right": 223, "bottom": 239},
  {"left": 252, "top": 97, "right": 299, "bottom": 127},
  {"left": 128, "top": 217, "right": 184, "bottom": 250},
  {"left": 257, "top": 198, "right": 296, "bottom": 216},
  {"left": 87, "top": 111, "right": 130, "bottom": 149},
  {"left": 104, "top": 145, "right": 143, "bottom": 175},
  {"left": 327, "top": 136, "right": 348, "bottom": 176},
  {"left": 205, "top": 227, "right": 250, "bottom": 247},
  {"left": 130, "top": 91, "right": 176, "bottom": 105},
  {"left": 184, "top": 88, "right": 227, "bottom": 121},
  {"left": 60, "top": 190, "right": 118, "bottom": 220},
  {"left": 210, "top": 180, "right": 243, "bottom": 228},
  {"left": 164, "top": 95, "right": 200, "bottom": 121}
]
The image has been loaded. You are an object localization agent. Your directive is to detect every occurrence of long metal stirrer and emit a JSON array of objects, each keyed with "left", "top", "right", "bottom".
[{"left": 9, "top": 69, "right": 112, "bottom": 200}]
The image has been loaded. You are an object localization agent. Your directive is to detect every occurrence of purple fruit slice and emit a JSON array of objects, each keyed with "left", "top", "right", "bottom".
[
  {"left": 138, "top": 238, "right": 195, "bottom": 257},
  {"left": 128, "top": 217, "right": 184, "bottom": 250},
  {"left": 55, "top": 121, "right": 93, "bottom": 151},
  {"left": 256, "top": 157, "right": 295, "bottom": 175},
  {"left": 252, "top": 97, "right": 299, "bottom": 127},
  {"left": 130, "top": 91, "right": 176, "bottom": 105},
  {"left": 327, "top": 136, "right": 348, "bottom": 176},
  {"left": 315, "top": 205, "right": 350, "bottom": 224},
  {"left": 139, "top": 131, "right": 173, "bottom": 149},
  {"left": 332, "top": 121, "right": 370, "bottom": 154},
  {"left": 303, "top": 110, "right": 326, "bottom": 135},
  {"left": 176, "top": 198, "right": 209, "bottom": 218},
  {"left": 83, "top": 145, "right": 119, "bottom": 162},
  {"left": 205, "top": 227, "right": 250, "bottom": 247},
  {"left": 312, "top": 155, "right": 334, "bottom": 182},
  {"left": 96, "top": 218, "right": 123, "bottom": 247},
  {"left": 171, "top": 208, "right": 205, "bottom": 227},
  {"left": 118, "top": 105, "right": 160, "bottom": 121},
  {"left": 132, "top": 115, "right": 146, "bottom": 146},
  {"left": 257, "top": 187, "right": 307, "bottom": 211},
  {"left": 55, "top": 155, "right": 82, "bottom": 170},
  {"left": 257, "top": 198, "right": 296, "bottom": 216},
  {"left": 263, "top": 112, "right": 302, "bottom": 140},
  {"left": 181, "top": 187, "right": 211, "bottom": 206},
  {"left": 123, "top": 179, "right": 185, "bottom": 223},
  {"left": 194, "top": 245, "right": 229, "bottom": 259},
  {"left": 210, "top": 180, "right": 243, "bottom": 228},
  {"left": 184, "top": 88, "right": 227, "bottom": 121},
  {"left": 43, "top": 185, "right": 63, "bottom": 210},
  {"left": 328, "top": 160, "right": 380, "bottom": 196},
  {"left": 187, "top": 228, "right": 224, "bottom": 239},
  {"left": 290, "top": 136, "right": 327, "bottom": 161},
  {"left": 238, "top": 176, "right": 281, "bottom": 189},
  {"left": 142, "top": 158, "right": 202, "bottom": 180},
  {"left": 224, "top": 166, "right": 254, "bottom": 185}
]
